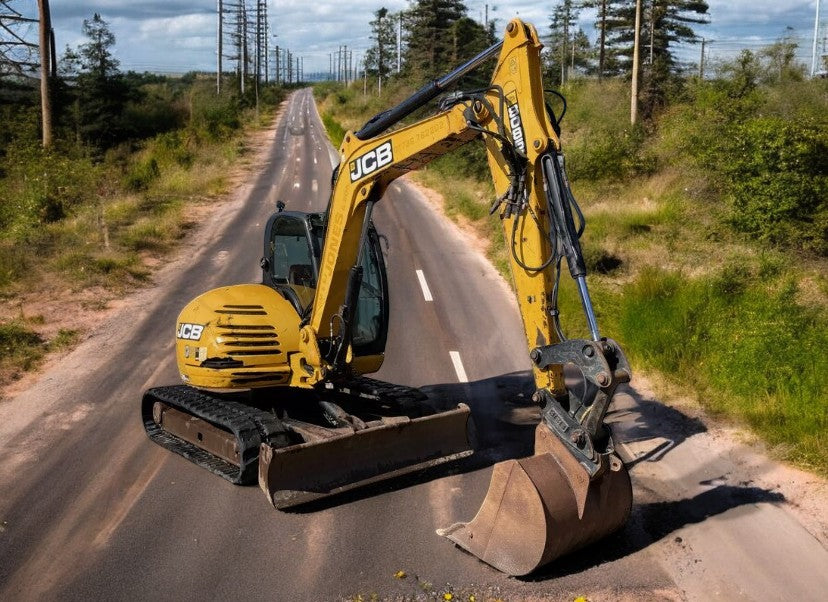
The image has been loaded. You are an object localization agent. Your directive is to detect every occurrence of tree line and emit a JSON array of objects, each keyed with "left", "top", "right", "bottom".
[{"left": 363, "top": 0, "right": 713, "bottom": 118}]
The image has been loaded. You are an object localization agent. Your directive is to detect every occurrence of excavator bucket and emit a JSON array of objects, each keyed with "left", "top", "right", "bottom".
[
  {"left": 439, "top": 423, "right": 632, "bottom": 576},
  {"left": 259, "top": 404, "right": 473, "bottom": 508}
]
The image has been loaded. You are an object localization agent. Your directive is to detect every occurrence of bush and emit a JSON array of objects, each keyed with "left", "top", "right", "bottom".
[
  {"left": 189, "top": 89, "right": 241, "bottom": 141},
  {"left": 720, "top": 117, "right": 827, "bottom": 253},
  {"left": 566, "top": 126, "right": 655, "bottom": 181},
  {"left": 124, "top": 157, "right": 160, "bottom": 191},
  {"left": 0, "top": 321, "right": 44, "bottom": 370}
]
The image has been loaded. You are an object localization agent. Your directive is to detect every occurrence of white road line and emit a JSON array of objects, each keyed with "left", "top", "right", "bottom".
[
  {"left": 449, "top": 351, "right": 469, "bottom": 383},
  {"left": 415, "top": 269, "right": 433, "bottom": 302},
  {"left": 312, "top": 179, "right": 318, "bottom": 192},
  {"left": 293, "top": 181, "right": 300, "bottom": 189}
]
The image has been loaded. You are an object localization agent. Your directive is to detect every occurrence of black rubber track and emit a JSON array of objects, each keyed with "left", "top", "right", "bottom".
[{"left": 141, "top": 385, "right": 288, "bottom": 485}]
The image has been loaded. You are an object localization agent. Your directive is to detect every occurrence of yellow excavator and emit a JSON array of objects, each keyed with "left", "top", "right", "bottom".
[{"left": 142, "top": 19, "right": 632, "bottom": 576}]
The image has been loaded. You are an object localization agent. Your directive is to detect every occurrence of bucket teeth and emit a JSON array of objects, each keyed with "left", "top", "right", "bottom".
[{"left": 439, "top": 423, "right": 632, "bottom": 576}]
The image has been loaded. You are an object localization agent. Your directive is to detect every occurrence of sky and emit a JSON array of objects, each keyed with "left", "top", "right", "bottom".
[{"left": 10, "top": 1, "right": 825, "bottom": 76}]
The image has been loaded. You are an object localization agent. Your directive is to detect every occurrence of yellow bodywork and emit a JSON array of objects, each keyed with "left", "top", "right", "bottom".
[
  {"left": 177, "top": 19, "right": 564, "bottom": 396},
  {"left": 176, "top": 283, "right": 384, "bottom": 389}
]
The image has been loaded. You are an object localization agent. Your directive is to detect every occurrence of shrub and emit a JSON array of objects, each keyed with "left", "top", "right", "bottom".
[
  {"left": 124, "top": 157, "right": 160, "bottom": 191},
  {"left": 0, "top": 321, "right": 44, "bottom": 370},
  {"left": 721, "top": 117, "right": 827, "bottom": 254}
]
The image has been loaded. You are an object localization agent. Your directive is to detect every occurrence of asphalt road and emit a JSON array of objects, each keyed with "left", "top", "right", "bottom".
[{"left": 0, "top": 90, "right": 826, "bottom": 601}]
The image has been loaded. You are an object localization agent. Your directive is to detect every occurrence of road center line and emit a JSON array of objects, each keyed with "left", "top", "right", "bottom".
[
  {"left": 449, "top": 351, "right": 469, "bottom": 383},
  {"left": 415, "top": 269, "right": 434, "bottom": 301},
  {"left": 312, "top": 179, "right": 318, "bottom": 192}
]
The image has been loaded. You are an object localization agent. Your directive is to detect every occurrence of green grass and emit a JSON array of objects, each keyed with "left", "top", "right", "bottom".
[
  {"left": 614, "top": 267, "right": 827, "bottom": 473},
  {"left": 0, "top": 321, "right": 44, "bottom": 371},
  {"left": 0, "top": 321, "right": 81, "bottom": 377},
  {"left": 321, "top": 112, "right": 347, "bottom": 148}
]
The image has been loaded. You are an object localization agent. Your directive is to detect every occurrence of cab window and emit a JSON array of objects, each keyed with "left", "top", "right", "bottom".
[{"left": 270, "top": 217, "right": 315, "bottom": 287}]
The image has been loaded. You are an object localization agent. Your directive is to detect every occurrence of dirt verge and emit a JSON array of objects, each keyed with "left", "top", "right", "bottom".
[{"left": 0, "top": 102, "right": 288, "bottom": 402}]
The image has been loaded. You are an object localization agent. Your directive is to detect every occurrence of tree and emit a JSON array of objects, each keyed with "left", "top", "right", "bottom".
[
  {"left": 759, "top": 31, "right": 805, "bottom": 84},
  {"left": 403, "top": 0, "right": 468, "bottom": 80},
  {"left": 605, "top": 1, "right": 709, "bottom": 115},
  {"left": 546, "top": 1, "right": 581, "bottom": 86},
  {"left": 546, "top": 2, "right": 597, "bottom": 86},
  {"left": 582, "top": 0, "right": 615, "bottom": 79},
  {"left": 364, "top": 8, "right": 398, "bottom": 83},
  {"left": 74, "top": 13, "right": 128, "bottom": 148}
]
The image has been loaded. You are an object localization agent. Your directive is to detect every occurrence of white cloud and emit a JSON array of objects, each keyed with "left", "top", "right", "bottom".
[{"left": 48, "top": 1, "right": 821, "bottom": 74}]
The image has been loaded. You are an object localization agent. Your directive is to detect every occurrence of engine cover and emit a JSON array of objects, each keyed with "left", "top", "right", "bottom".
[{"left": 175, "top": 284, "right": 301, "bottom": 390}]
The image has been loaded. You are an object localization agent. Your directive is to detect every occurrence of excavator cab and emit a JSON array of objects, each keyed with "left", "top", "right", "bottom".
[{"left": 261, "top": 210, "right": 389, "bottom": 365}]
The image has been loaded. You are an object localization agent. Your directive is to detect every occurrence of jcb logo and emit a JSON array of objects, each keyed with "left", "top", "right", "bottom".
[
  {"left": 507, "top": 102, "right": 526, "bottom": 154},
  {"left": 177, "top": 323, "right": 204, "bottom": 341},
  {"left": 349, "top": 141, "right": 393, "bottom": 182}
]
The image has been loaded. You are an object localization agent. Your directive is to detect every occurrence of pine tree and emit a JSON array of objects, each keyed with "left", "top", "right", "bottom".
[
  {"left": 546, "top": 2, "right": 593, "bottom": 86},
  {"left": 75, "top": 13, "right": 128, "bottom": 148},
  {"left": 581, "top": 0, "right": 614, "bottom": 79},
  {"left": 605, "top": 1, "right": 708, "bottom": 114},
  {"left": 403, "top": 0, "right": 468, "bottom": 80},
  {"left": 364, "top": 8, "right": 398, "bottom": 82}
]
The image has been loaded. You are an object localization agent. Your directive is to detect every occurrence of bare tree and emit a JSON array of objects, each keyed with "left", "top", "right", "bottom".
[{"left": 0, "top": 1, "right": 38, "bottom": 78}]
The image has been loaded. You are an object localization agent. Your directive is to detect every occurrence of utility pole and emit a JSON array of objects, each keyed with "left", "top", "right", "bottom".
[
  {"left": 37, "top": 0, "right": 52, "bottom": 148},
  {"left": 216, "top": 0, "right": 222, "bottom": 94},
  {"left": 812, "top": 0, "right": 822, "bottom": 77},
  {"left": 648, "top": 2, "right": 654, "bottom": 65},
  {"left": 631, "top": 0, "right": 642, "bottom": 125},
  {"left": 263, "top": 5, "right": 268, "bottom": 83},
  {"left": 598, "top": 0, "right": 606, "bottom": 80},
  {"left": 397, "top": 13, "right": 402, "bottom": 73},
  {"left": 275, "top": 45, "right": 280, "bottom": 84},
  {"left": 699, "top": 38, "right": 706, "bottom": 78},
  {"left": 238, "top": 1, "right": 247, "bottom": 95},
  {"left": 485, "top": 4, "right": 489, "bottom": 29}
]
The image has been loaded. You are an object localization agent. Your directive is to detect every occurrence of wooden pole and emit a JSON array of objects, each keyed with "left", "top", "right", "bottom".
[
  {"left": 631, "top": 0, "right": 642, "bottom": 125},
  {"left": 37, "top": 0, "right": 52, "bottom": 148},
  {"left": 217, "top": 0, "right": 222, "bottom": 94}
]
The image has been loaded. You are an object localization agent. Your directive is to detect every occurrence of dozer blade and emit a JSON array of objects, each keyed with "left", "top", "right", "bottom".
[
  {"left": 439, "top": 423, "right": 632, "bottom": 576},
  {"left": 259, "top": 404, "right": 473, "bottom": 508}
]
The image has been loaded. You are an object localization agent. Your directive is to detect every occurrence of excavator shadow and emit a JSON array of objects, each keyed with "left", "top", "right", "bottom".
[
  {"left": 285, "top": 369, "right": 704, "bottom": 514},
  {"left": 521, "top": 382, "right": 786, "bottom": 581},
  {"left": 523, "top": 483, "right": 786, "bottom": 581},
  {"left": 290, "top": 369, "right": 781, "bottom": 581},
  {"left": 287, "top": 371, "right": 540, "bottom": 513}
]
